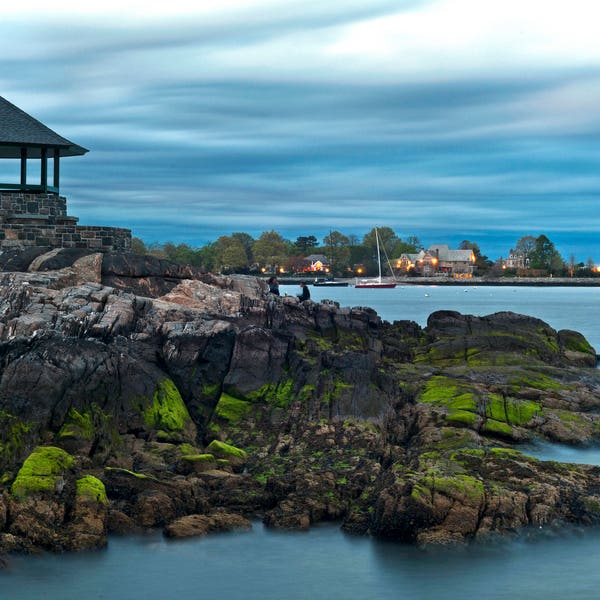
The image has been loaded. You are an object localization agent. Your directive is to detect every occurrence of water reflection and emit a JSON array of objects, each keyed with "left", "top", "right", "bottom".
[{"left": 523, "top": 441, "right": 600, "bottom": 466}]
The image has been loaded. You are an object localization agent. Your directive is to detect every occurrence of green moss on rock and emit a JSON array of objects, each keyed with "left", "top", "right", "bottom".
[
  {"left": 58, "top": 408, "right": 94, "bottom": 440},
  {"left": 446, "top": 409, "right": 478, "bottom": 427},
  {"left": 482, "top": 419, "right": 514, "bottom": 437},
  {"left": 143, "top": 379, "right": 191, "bottom": 432},
  {"left": 76, "top": 475, "right": 108, "bottom": 505},
  {"left": 214, "top": 393, "right": 251, "bottom": 423},
  {"left": 11, "top": 446, "right": 74, "bottom": 500},
  {"left": 206, "top": 440, "right": 247, "bottom": 460},
  {"left": 507, "top": 371, "right": 563, "bottom": 393},
  {"left": 181, "top": 453, "right": 215, "bottom": 463},
  {"left": 412, "top": 473, "right": 484, "bottom": 504},
  {"left": 0, "top": 411, "right": 32, "bottom": 465},
  {"left": 483, "top": 393, "right": 541, "bottom": 426}
]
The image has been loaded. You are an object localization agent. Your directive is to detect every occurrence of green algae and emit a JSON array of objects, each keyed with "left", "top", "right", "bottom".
[
  {"left": 142, "top": 379, "right": 191, "bottom": 433},
  {"left": 104, "top": 466, "right": 156, "bottom": 481},
  {"left": 180, "top": 453, "right": 215, "bottom": 463},
  {"left": 213, "top": 393, "right": 251, "bottom": 423},
  {"left": 76, "top": 475, "right": 108, "bottom": 505},
  {"left": 411, "top": 473, "right": 484, "bottom": 504},
  {"left": 57, "top": 408, "right": 94, "bottom": 440},
  {"left": 446, "top": 409, "right": 478, "bottom": 427},
  {"left": 483, "top": 393, "right": 541, "bottom": 426},
  {"left": 206, "top": 439, "right": 247, "bottom": 460},
  {"left": 11, "top": 446, "right": 74, "bottom": 500},
  {"left": 0, "top": 411, "right": 32, "bottom": 465},
  {"left": 244, "top": 378, "right": 297, "bottom": 408},
  {"left": 507, "top": 371, "right": 563, "bottom": 393},
  {"left": 482, "top": 419, "right": 514, "bottom": 437},
  {"left": 420, "top": 376, "right": 477, "bottom": 409}
]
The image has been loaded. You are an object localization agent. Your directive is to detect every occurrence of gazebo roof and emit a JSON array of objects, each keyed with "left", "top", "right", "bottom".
[{"left": 0, "top": 96, "right": 88, "bottom": 158}]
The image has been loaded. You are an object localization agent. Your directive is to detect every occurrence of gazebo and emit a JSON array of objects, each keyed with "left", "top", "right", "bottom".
[{"left": 0, "top": 96, "right": 87, "bottom": 194}]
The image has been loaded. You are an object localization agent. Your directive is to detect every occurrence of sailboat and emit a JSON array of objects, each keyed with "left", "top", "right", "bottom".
[{"left": 355, "top": 228, "right": 397, "bottom": 288}]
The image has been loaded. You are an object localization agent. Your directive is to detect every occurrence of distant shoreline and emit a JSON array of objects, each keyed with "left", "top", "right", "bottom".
[{"left": 278, "top": 276, "right": 600, "bottom": 287}]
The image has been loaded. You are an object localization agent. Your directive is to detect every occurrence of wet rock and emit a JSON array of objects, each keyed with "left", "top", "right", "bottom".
[{"left": 164, "top": 512, "right": 251, "bottom": 538}]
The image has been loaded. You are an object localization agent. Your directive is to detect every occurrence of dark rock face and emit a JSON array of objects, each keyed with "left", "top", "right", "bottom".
[{"left": 0, "top": 255, "right": 599, "bottom": 557}]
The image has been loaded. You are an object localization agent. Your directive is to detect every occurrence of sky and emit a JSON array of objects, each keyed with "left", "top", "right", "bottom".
[{"left": 2, "top": 0, "right": 600, "bottom": 260}]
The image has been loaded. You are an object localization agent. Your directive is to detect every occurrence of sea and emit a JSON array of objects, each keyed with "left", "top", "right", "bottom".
[{"left": 2, "top": 284, "right": 600, "bottom": 600}]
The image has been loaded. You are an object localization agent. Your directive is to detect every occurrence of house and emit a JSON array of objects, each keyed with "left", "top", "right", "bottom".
[
  {"left": 428, "top": 245, "right": 476, "bottom": 277},
  {"left": 395, "top": 245, "right": 476, "bottom": 277},
  {"left": 395, "top": 249, "right": 439, "bottom": 275},
  {"left": 302, "top": 254, "right": 330, "bottom": 272},
  {"left": 503, "top": 249, "right": 529, "bottom": 270}
]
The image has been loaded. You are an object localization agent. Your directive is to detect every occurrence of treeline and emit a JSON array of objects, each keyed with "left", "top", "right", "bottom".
[
  {"left": 131, "top": 230, "right": 598, "bottom": 278},
  {"left": 132, "top": 227, "right": 423, "bottom": 276},
  {"left": 498, "top": 234, "right": 599, "bottom": 278}
]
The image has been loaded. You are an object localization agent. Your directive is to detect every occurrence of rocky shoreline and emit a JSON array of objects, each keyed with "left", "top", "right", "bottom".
[{"left": 0, "top": 248, "right": 600, "bottom": 560}]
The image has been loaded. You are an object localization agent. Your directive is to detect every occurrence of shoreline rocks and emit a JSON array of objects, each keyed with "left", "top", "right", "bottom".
[{"left": 0, "top": 251, "right": 599, "bottom": 557}]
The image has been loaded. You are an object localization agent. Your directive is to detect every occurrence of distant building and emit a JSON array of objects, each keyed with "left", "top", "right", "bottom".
[
  {"left": 302, "top": 253, "right": 330, "bottom": 272},
  {"left": 503, "top": 249, "right": 529, "bottom": 270},
  {"left": 395, "top": 249, "right": 438, "bottom": 275},
  {"left": 395, "top": 244, "right": 476, "bottom": 277}
]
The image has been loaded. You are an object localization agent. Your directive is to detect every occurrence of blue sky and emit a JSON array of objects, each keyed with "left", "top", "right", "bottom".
[{"left": 3, "top": 0, "right": 600, "bottom": 260}]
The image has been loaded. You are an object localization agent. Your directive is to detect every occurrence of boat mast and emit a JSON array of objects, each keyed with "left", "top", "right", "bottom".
[{"left": 375, "top": 227, "right": 382, "bottom": 283}]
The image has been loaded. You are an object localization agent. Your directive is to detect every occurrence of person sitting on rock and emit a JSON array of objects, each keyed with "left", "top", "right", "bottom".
[
  {"left": 297, "top": 282, "right": 310, "bottom": 302},
  {"left": 267, "top": 276, "right": 280, "bottom": 296}
]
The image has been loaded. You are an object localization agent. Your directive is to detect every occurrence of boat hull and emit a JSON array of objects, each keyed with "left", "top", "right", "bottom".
[
  {"left": 354, "top": 282, "right": 397, "bottom": 289},
  {"left": 313, "top": 281, "right": 349, "bottom": 287}
]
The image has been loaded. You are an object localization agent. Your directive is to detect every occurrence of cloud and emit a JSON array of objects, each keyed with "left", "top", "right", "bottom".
[{"left": 1, "top": 1, "right": 600, "bottom": 259}]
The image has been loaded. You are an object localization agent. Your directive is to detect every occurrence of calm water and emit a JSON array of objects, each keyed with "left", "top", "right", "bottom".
[
  {"left": 3, "top": 285, "right": 600, "bottom": 598},
  {"left": 3, "top": 524, "right": 600, "bottom": 600}
]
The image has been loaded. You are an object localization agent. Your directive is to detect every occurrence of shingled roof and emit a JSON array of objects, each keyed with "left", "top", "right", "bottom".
[{"left": 0, "top": 96, "right": 88, "bottom": 158}]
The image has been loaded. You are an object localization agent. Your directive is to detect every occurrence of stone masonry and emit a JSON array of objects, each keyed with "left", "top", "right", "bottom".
[{"left": 0, "top": 192, "right": 131, "bottom": 252}]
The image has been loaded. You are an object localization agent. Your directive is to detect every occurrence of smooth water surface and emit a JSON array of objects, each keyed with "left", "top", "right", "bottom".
[
  {"left": 4, "top": 285, "right": 600, "bottom": 598},
  {"left": 3, "top": 523, "right": 600, "bottom": 600}
]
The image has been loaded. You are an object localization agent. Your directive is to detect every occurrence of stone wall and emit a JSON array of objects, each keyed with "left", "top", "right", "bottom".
[
  {"left": 0, "top": 192, "right": 131, "bottom": 252},
  {"left": 0, "top": 192, "right": 67, "bottom": 218}
]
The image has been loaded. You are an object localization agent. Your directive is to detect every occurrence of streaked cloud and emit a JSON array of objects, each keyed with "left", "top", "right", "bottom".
[{"left": 1, "top": 0, "right": 599, "bottom": 258}]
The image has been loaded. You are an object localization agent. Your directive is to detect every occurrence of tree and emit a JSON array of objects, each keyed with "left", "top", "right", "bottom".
[
  {"left": 214, "top": 236, "right": 250, "bottom": 273},
  {"left": 406, "top": 235, "right": 422, "bottom": 249},
  {"left": 362, "top": 227, "right": 399, "bottom": 253},
  {"left": 131, "top": 237, "right": 148, "bottom": 255},
  {"left": 252, "top": 230, "right": 290, "bottom": 270},
  {"left": 322, "top": 230, "right": 350, "bottom": 275},
  {"left": 529, "top": 234, "right": 564, "bottom": 274},
  {"left": 514, "top": 235, "right": 536, "bottom": 262},
  {"left": 219, "top": 240, "right": 249, "bottom": 273},
  {"left": 294, "top": 235, "right": 318, "bottom": 254},
  {"left": 196, "top": 243, "right": 216, "bottom": 271},
  {"left": 347, "top": 234, "right": 360, "bottom": 247},
  {"left": 231, "top": 232, "right": 255, "bottom": 263}
]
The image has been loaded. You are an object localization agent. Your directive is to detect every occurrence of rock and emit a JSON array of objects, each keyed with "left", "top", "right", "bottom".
[
  {"left": 0, "top": 259, "right": 598, "bottom": 552},
  {"left": 164, "top": 512, "right": 251, "bottom": 538}
]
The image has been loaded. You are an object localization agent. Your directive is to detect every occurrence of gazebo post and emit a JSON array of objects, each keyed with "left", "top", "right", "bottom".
[
  {"left": 53, "top": 147, "right": 60, "bottom": 190},
  {"left": 40, "top": 147, "right": 48, "bottom": 192},
  {"left": 20, "top": 147, "right": 27, "bottom": 187}
]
